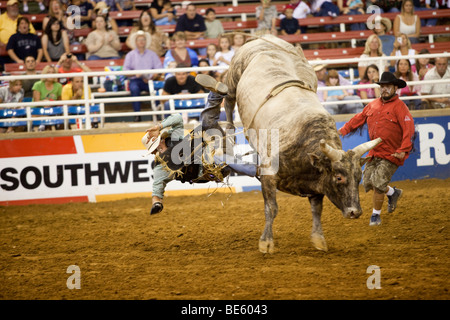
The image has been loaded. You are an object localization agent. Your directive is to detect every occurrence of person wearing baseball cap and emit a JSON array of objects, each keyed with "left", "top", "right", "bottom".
[
  {"left": 0, "top": 0, "right": 36, "bottom": 45},
  {"left": 339, "top": 72, "right": 415, "bottom": 226}
]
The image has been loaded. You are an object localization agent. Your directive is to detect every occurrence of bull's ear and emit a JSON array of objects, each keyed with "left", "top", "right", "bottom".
[
  {"left": 360, "top": 157, "right": 370, "bottom": 167},
  {"left": 308, "top": 153, "right": 323, "bottom": 171}
]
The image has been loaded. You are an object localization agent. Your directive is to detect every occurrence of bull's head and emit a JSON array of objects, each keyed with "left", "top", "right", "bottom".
[{"left": 310, "top": 138, "right": 382, "bottom": 219}]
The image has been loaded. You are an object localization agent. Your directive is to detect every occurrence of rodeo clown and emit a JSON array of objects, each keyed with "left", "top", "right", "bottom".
[
  {"left": 339, "top": 72, "right": 415, "bottom": 226},
  {"left": 142, "top": 74, "right": 258, "bottom": 215}
]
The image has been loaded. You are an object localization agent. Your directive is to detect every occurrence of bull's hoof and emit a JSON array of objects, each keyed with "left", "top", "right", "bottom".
[
  {"left": 311, "top": 233, "right": 328, "bottom": 252},
  {"left": 259, "top": 239, "right": 275, "bottom": 254}
]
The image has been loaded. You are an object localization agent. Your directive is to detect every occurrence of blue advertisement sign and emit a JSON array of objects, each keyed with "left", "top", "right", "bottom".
[{"left": 336, "top": 115, "right": 450, "bottom": 181}]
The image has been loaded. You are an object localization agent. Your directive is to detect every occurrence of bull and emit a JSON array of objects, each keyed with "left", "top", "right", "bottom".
[{"left": 222, "top": 35, "right": 381, "bottom": 253}]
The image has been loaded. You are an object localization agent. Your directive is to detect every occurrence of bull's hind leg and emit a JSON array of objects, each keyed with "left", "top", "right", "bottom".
[
  {"left": 308, "top": 194, "right": 328, "bottom": 252},
  {"left": 259, "top": 176, "right": 278, "bottom": 254}
]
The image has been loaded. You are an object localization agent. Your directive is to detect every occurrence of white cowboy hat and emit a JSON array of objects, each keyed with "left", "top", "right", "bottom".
[
  {"left": 129, "top": 30, "right": 152, "bottom": 50},
  {"left": 142, "top": 132, "right": 161, "bottom": 156},
  {"left": 313, "top": 58, "right": 328, "bottom": 72},
  {"left": 94, "top": 1, "right": 109, "bottom": 11}
]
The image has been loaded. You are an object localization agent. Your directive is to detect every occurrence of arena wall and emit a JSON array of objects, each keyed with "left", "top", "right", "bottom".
[{"left": 1, "top": 111, "right": 449, "bottom": 206}]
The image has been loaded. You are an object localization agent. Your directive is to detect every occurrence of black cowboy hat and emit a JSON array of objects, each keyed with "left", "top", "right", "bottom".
[{"left": 376, "top": 72, "right": 407, "bottom": 88}]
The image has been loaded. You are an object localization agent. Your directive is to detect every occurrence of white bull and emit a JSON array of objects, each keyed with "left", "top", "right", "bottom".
[{"left": 222, "top": 35, "right": 381, "bottom": 253}]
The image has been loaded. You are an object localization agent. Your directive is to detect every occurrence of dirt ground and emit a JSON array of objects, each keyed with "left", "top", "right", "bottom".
[{"left": 0, "top": 178, "right": 449, "bottom": 300}]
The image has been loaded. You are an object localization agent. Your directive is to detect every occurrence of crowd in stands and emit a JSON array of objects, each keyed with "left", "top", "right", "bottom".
[{"left": 0, "top": 0, "right": 449, "bottom": 133}]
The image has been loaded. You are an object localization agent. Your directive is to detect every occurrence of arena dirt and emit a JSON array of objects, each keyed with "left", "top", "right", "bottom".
[{"left": 1, "top": 178, "right": 448, "bottom": 300}]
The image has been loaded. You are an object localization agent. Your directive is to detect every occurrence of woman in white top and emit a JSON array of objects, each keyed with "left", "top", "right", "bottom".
[
  {"left": 393, "top": 0, "right": 421, "bottom": 44},
  {"left": 358, "top": 34, "right": 389, "bottom": 78},
  {"left": 390, "top": 33, "right": 417, "bottom": 69}
]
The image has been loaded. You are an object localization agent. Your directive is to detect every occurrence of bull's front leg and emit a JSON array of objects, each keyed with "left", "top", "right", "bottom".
[
  {"left": 259, "top": 176, "right": 278, "bottom": 254},
  {"left": 308, "top": 194, "right": 328, "bottom": 252}
]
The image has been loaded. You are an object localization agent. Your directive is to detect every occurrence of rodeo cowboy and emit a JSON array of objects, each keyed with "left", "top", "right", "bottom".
[{"left": 143, "top": 75, "right": 258, "bottom": 215}]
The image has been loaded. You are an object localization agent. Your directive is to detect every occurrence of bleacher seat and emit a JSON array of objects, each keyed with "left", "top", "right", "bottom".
[
  {"left": 0, "top": 108, "right": 27, "bottom": 127},
  {"left": 173, "top": 98, "right": 206, "bottom": 118},
  {"left": 31, "top": 106, "right": 64, "bottom": 126}
]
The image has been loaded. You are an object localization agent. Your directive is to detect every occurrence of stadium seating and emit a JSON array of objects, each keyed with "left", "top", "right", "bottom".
[{"left": 0, "top": 108, "right": 27, "bottom": 128}]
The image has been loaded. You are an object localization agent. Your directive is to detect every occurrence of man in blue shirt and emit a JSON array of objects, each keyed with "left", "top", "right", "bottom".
[{"left": 175, "top": 3, "right": 206, "bottom": 40}]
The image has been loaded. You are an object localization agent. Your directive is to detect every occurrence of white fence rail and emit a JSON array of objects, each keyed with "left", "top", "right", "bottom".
[{"left": 1, "top": 53, "right": 449, "bottom": 131}]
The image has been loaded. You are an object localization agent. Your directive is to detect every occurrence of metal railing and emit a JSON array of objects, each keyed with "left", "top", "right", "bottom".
[{"left": 0, "top": 53, "right": 449, "bottom": 131}]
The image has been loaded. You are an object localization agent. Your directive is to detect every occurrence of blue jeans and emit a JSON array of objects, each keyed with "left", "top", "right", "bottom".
[
  {"left": 415, "top": 7, "right": 437, "bottom": 27},
  {"left": 88, "top": 55, "right": 120, "bottom": 60},
  {"left": 129, "top": 78, "right": 149, "bottom": 112},
  {"left": 314, "top": 2, "right": 340, "bottom": 31},
  {"left": 346, "top": 9, "right": 366, "bottom": 31}
]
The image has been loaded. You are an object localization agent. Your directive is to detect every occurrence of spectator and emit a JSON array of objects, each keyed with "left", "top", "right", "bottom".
[
  {"left": 90, "top": 0, "right": 118, "bottom": 11},
  {"left": 175, "top": 3, "right": 206, "bottom": 40},
  {"left": 390, "top": 33, "right": 417, "bottom": 69},
  {"left": 371, "top": 16, "right": 395, "bottom": 57},
  {"left": 32, "top": 65, "right": 62, "bottom": 102},
  {"left": 92, "top": 1, "right": 119, "bottom": 33},
  {"left": 310, "top": 0, "right": 340, "bottom": 31},
  {"left": 41, "top": 17, "right": 70, "bottom": 62},
  {"left": 61, "top": 75, "right": 98, "bottom": 128},
  {"left": 163, "top": 31, "right": 199, "bottom": 68},
  {"left": 231, "top": 32, "right": 247, "bottom": 52},
  {"left": 206, "top": 43, "right": 218, "bottom": 66},
  {"left": 420, "top": 57, "right": 450, "bottom": 109},
  {"left": 204, "top": 8, "right": 224, "bottom": 39},
  {"left": 42, "top": 0, "right": 67, "bottom": 30},
  {"left": 161, "top": 66, "right": 204, "bottom": 118},
  {"left": 0, "top": 79, "right": 24, "bottom": 133},
  {"left": 256, "top": 0, "right": 278, "bottom": 36},
  {"left": 7, "top": 16, "right": 43, "bottom": 64},
  {"left": 21, "top": 0, "right": 47, "bottom": 13},
  {"left": 0, "top": 0, "right": 37, "bottom": 46},
  {"left": 393, "top": 0, "right": 421, "bottom": 44},
  {"left": 149, "top": 0, "right": 176, "bottom": 26},
  {"left": 123, "top": 30, "right": 163, "bottom": 122},
  {"left": 323, "top": 69, "right": 364, "bottom": 114},
  {"left": 85, "top": 15, "right": 121, "bottom": 60},
  {"left": 394, "top": 58, "right": 421, "bottom": 109},
  {"left": 337, "top": 0, "right": 366, "bottom": 31},
  {"left": 314, "top": 61, "right": 328, "bottom": 102},
  {"left": 280, "top": 5, "right": 301, "bottom": 35},
  {"left": 291, "top": 0, "right": 310, "bottom": 33},
  {"left": 71, "top": 0, "right": 94, "bottom": 28},
  {"left": 56, "top": 52, "right": 92, "bottom": 85},
  {"left": 21, "top": 55, "right": 39, "bottom": 100},
  {"left": 358, "top": 64, "right": 381, "bottom": 101},
  {"left": 32, "top": 65, "right": 63, "bottom": 131},
  {"left": 414, "top": 48, "right": 433, "bottom": 80},
  {"left": 61, "top": 75, "right": 92, "bottom": 100},
  {"left": 197, "top": 58, "right": 217, "bottom": 82},
  {"left": 174, "top": 3, "right": 206, "bottom": 55},
  {"left": 116, "top": 0, "right": 135, "bottom": 11},
  {"left": 213, "top": 34, "right": 234, "bottom": 74},
  {"left": 358, "top": 34, "right": 389, "bottom": 79},
  {"left": 365, "top": 0, "right": 401, "bottom": 13},
  {"left": 126, "top": 9, "right": 170, "bottom": 57}
]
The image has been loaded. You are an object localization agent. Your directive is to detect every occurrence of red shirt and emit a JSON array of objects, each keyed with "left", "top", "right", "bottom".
[{"left": 340, "top": 95, "right": 415, "bottom": 166}]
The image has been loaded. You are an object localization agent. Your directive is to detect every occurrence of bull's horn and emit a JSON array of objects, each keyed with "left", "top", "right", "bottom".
[
  {"left": 352, "top": 138, "right": 382, "bottom": 158},
  {"left": 320, "top": 139, "right": 343, "bottom": 162}
]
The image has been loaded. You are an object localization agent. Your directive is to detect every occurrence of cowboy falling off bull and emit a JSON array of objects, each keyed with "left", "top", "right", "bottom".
[{"left": 142, "top": 70, "right": 414, "bottom": 228}]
